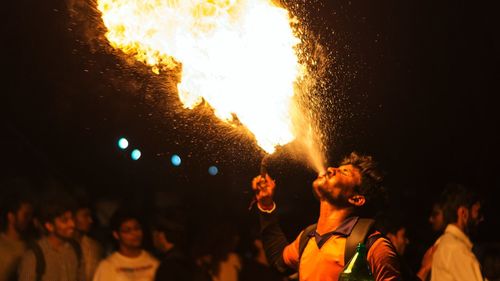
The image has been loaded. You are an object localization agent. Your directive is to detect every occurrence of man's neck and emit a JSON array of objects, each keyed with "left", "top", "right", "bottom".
[
  {"left": 255, "top": 249, "right": 269, "bottom": 266},
  {"left": 73, "top": 231, "right": 84, "bottom": 242},
  {"left": 316, "top": 200, "right": 353, "bottom": 235},
  {"left": 451, "top": 222, "right": 468, "bottom": 236},
  {"left": 119, "top": 246, "right": 142, "bottom": 258},
  {"left": 47, "top": 234, "right": 66, "bottom": 250}
]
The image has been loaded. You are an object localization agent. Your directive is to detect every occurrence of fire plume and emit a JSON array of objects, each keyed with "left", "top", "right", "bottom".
[{"left": 97, "top": 0, "right": 306, "bottom": 154}]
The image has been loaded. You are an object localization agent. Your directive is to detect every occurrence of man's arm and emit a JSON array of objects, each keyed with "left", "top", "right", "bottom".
[
  {"left": 253, "top": 174, "right": 297, "bottom": 274},
  {"left": 417, "top": 245, "right": 436, "bottom": 281},
  {"left": 259, "top": 206, "right": 297, "bottom": 273}
]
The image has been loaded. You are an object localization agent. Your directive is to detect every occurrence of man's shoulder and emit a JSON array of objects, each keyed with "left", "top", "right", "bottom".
[
  {"left": 24, "top": 238, "right": 45, "bottom": 255},
  {"left": 142, "top": 251, "right": 160, "bottom": 265},
  {"left": 0, "top": 233, "right": 8, "bottom": 246},
  {"left": 82, "top": 235, "right": 99, "bottom": 245},
  {"left": 81, "top": 235, "right": 102, "bottom": 253},
  {"left": 367, "top": 234, "right": 399, "bottom": 264},
  {"left": 368, "top": 235, "right": 394, "bottom": 252},
  {"left": 0, "top": 233, "right": 26, "bottom": 252},
  {"left": 105, "top": 251, "right": 122, "bottom": 260},
  {"left": 436, "top": 232, "right": 468, "bottom": 250},
  {"left": 107, "top": 251, "right": 159, "bottom": 264}
]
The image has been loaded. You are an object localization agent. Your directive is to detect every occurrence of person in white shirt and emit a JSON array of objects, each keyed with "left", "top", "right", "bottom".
[
  {"left": 93, "top": 210, "right": 158, "bottom": 281},
  {"left": 431, "top": 184, "right": 484, "bottom": 281}
]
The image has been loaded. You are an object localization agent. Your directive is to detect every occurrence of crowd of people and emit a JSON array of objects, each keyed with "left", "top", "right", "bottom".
[{"left": 1, "top": 152, "right": 499, "bottom": 281}]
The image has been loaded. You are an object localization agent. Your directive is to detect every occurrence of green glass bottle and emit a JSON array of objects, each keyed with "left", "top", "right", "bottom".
[{"left": 338, "top": 243, "right": 374, "bottom": 281}]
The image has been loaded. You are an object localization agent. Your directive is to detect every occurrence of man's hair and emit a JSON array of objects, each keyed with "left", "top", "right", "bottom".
[
  {"left": 341, "top": 152, "right": 385, "bottom": 215},
  {"left": 375, "top": 213, "right": 407, "bottom": 235},
  {"left": 151, "top": 215, "right": 185, "bottom": 245},
  {"left": 0, "top": 192, "right": 33, "bottom": 231},
  {"left": 440, "top": 183, "right": 480, "bottom": 225},
  {"left": 38, "top": 197, "right": 74, "bottom": 225},
  {"left": 72, "top": 193, "right": 91, "bottom": 213},
  {"left": 109, "top": 209, "right": 142, "bottom": 232},
  {"left": 0, "top": 179, "right": 34, "bottom": 230}
]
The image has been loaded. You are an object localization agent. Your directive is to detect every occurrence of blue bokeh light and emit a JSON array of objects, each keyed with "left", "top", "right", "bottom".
[
  {"left": 208, "top": 166, "right": 218, "bottom": 176},
  {"left": 118, "top": 138, "right": 129, "bottom": 149},
  {"left": 171, "top": 154, "right": 181, "bottom": 166},
  {"left": 131, "top": 149, "right": 141, "bottom": 160}
]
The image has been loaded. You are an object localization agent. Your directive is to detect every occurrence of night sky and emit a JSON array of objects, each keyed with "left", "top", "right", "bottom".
[{"left": 2, "top": 0, "right": 499, "bottom": 261}]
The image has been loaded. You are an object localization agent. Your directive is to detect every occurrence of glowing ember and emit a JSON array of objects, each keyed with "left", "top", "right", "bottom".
[{"left": 97, "top": 0, "right": 305, "bottom": 154}]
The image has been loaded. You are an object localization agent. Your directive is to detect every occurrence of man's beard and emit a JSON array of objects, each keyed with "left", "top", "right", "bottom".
[
  {"left": 54, "top": 230, "right": 73, "bottom": 241},
  {"left": 313, "top": 186, "right": 350, "bottom": 208},
  {"left": 466, "top": 218, "right": 480, "bottom": 238}
]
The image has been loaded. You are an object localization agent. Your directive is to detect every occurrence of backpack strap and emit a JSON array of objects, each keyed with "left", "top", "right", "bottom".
[
  {"left": 298, "top": 223, "right": 317, "bottom": 260},
  {"left": 28, "top": 241, "right": 45, "bottom": 281},
  {"left": 67, "top": 239, "right": 83, "bottom": 267},
  {"left": 344, "top": 218, "right": 375, "bottom": 265}
]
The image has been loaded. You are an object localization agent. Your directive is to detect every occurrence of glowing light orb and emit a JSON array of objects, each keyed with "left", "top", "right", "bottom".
[
  {"left": 171, "top": 154, "right": 181, "bottom": 166},
  {"left": 131, "top": 149, "right": 141, "bottom": 160},
  {"left": 118, "top": 138, "right": 129, "bottom": 149},
  {"left": 208, "top": 166, "right": 218, "bottom": 176}
]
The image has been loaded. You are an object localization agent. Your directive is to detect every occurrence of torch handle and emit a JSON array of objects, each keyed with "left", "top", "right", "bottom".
[
  {"left": 260, "top": 154, "right": 269, "bottom": 177},
  {"left": 249, "top": 154, "right": 270, "bottom": 211},
  {"left": 260, "top": 164, "right": 267, "bottom": 177}
]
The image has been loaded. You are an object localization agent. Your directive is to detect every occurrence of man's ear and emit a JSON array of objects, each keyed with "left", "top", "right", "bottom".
[
  {"left": 113, "top": 231, "right": 120, "bottom": 241},
  {"left": 386, "top": 233, "right": 396, "bottom": 243},
  {"left": 44, "top": 222, "right": 55, "bottom": 233},
  {"left": 348, "top": 195, "right": 366, "bottom": 207},
  {"left": 457, "top": 206, "right": 469, "bottom": 226}
]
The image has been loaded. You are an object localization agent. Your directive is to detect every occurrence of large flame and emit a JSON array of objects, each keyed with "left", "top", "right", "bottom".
[{"left": 97, "top": 0, "right": 305, "bottom": 153}]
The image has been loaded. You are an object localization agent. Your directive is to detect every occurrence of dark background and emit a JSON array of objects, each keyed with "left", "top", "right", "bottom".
[{"left": 2, "top": 0, "right": 498, "bottom": 268}]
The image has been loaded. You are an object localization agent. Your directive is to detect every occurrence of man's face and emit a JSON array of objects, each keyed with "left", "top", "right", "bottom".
[
  {"left": 312, "top": 164, "right": 362, "bottom": 205},
  {"left": 152, "top": 230, "right": 167, "bottom": 252},
  {"left": 74, "top": 208, "right": 93, "bottom": 234},
  {"left": 47, "top": 211, "right": 75, "bottom": 240},
  {"left": 429, "top": 204, "right": 444, "bottom": 232},
  {"left": 388, "top": 227, "right": 409, "bottom": 256},
  {"left": 11, "top": 203, "right": 34, "bottom": 233},
  {"left": 116, "top": 219, "right": 143, "bottom": 249},
  {"left": 467, "top": 202, "right": 483, "bottom": 231}
]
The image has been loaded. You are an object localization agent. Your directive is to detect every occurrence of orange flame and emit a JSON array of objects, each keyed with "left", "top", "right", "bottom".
[{"left": 97, "top": 0, "right": 305, "bottom": 154}]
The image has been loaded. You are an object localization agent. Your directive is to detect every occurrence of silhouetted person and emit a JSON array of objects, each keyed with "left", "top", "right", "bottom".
[
  {"left": 376, "top": 214, "right": 409, "bottom": 256},
  {"left": 376, "top": 213, "right": 426, "bottom": 281},
  {"left": 0, "top": 187, "right": 34, "bottom": 281},
  {"left": 481, "top": 244, "right": 500, "bottom": 281},
  {"left": 72, "top": 200, "right": 102, "bottom": 281},
  {"left": 418, "top": 200, "right": 447, "bottom": 281},
  {"left": 152, "top": 215, "right": 193, "bottom": 281},
  {"left": 429, "top": 202, "right": 445, "bottom": 234},
  {"left": 192, "top": 222, "right": 242, "bottom": 281},
  {"left": 238, "top": 229, "right": 282, "bottom": 281}
]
